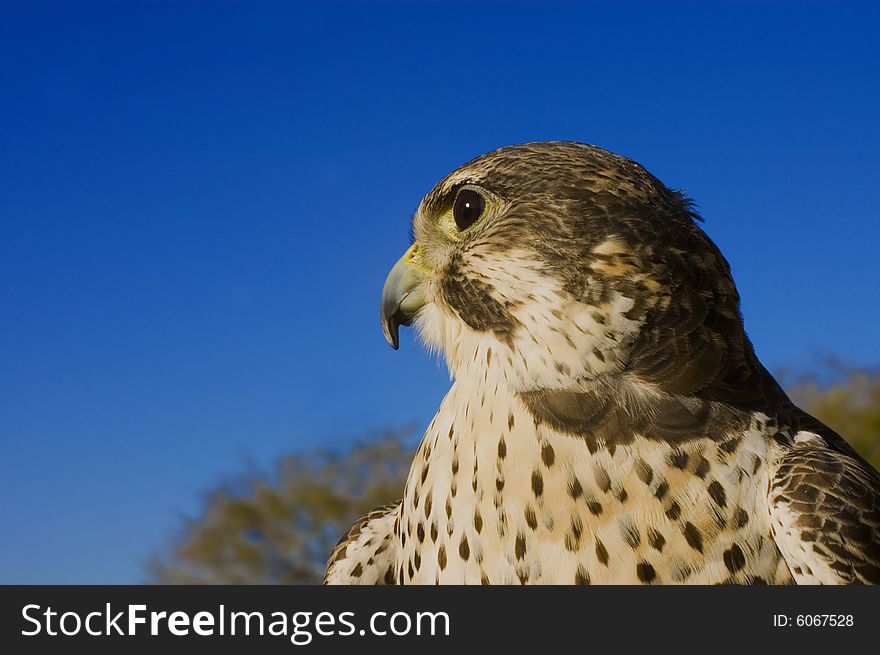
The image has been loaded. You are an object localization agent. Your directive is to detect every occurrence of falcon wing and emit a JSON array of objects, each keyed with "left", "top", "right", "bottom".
[
  {"left": 769, "top": 434, "right": 880, "bottom": 584},
  {"left": 324, "top": 501, "right": 400, "bottom": 585}
]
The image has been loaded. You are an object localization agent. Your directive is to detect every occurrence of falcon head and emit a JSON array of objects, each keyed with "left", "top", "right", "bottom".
[{"left": 382, "top": 142, "right": 756, "bottom": 405}]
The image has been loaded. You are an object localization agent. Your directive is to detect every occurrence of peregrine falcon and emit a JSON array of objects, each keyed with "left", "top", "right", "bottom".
[{"left": 325, "top": 142, "right": 880, "bottom": 584}]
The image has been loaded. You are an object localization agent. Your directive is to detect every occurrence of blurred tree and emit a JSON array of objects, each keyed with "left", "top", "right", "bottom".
[
  {"left": 148, "top": 427, "right": 414, "bottom": 584},
  {"left": 149, "top": 367, "right": 880, "bottom": 584},
  {"left": 789, "top": 366, "right": 880, "bottom": 470}
]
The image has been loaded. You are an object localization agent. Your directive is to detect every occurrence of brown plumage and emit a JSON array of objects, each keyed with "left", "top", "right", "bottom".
[{"left": 326, "top": 142, "right": 880, "bottom": 585}]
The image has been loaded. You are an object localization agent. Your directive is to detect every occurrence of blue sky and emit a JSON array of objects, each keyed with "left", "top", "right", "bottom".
[{"left": 1, "top": 1, "right": 878, "bottom": 583}]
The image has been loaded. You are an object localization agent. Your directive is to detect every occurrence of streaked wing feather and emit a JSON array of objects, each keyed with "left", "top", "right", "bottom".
[
  {"left": 324, "top": 501, "right": 400, "bottom": 585},
  {"left": 769, "top": 443, "right": 880, "bottom": 584}
]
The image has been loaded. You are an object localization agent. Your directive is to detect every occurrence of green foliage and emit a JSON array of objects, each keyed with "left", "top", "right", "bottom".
[
  {"left": 789, "top": 367, "right": 880, "bottom": 470},
  {"left": 148, "top": 427, "right": 414, "bottom": 585},
  {"left": 149, "top": 368, "right": 880, "bottom": 584}
]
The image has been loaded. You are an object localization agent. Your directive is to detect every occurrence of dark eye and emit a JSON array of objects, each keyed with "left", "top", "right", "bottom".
[{"left": 452, "top": 189, "right": 486, "bottom": 231}]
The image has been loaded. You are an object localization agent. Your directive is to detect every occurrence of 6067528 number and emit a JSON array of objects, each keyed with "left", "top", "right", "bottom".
[{"left": 773, "top": 614, "right": 854, "bottom": 627}]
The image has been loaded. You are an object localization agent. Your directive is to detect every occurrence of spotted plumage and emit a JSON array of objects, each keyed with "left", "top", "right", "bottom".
[{"left": 324, "top": 142, "right": 880, "bottom": 585}]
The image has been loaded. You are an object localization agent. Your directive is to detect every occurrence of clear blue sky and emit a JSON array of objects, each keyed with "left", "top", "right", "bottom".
[{"left": 1, "top": 2, "right": 878, "bottom": 583}]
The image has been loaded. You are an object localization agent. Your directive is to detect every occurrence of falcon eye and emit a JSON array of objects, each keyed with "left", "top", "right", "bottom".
[{"left": 452, "top": 189, "right": 486, "bottom": 231}]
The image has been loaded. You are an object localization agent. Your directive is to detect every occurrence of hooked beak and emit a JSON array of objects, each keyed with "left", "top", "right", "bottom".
[{"left": 381, "top": 244, "right": 427, "bottom": 349}]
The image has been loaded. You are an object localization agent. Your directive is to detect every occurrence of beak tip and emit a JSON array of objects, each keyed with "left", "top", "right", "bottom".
[{"left": 382, "top": 319, "right": 400, "bottom": 350}]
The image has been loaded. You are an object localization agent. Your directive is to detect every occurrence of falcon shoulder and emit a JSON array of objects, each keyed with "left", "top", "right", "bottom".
[
  {"left": 324, "top": 501, "right": 400, "bottom": 585},
  {"left": 769, "top": 429, "right": 880, "bottom": 584}
]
